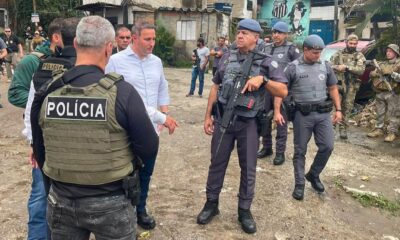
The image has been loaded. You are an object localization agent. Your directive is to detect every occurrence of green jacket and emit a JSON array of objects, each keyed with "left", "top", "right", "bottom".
[{"left": 8, "top": 45, "right": 52, "bottom": 108}]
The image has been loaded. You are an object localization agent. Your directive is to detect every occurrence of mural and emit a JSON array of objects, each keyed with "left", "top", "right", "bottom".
[{"left": 259, "top": 0, "right": 310, "bottom": 44}]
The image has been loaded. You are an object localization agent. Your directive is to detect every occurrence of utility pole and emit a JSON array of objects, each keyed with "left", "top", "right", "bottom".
[
  {"left": 32, "top": 0, "right": 38, "bottom": 27},
  {"left": 334, "top": 0, "right": 339, "bottom": 40}
]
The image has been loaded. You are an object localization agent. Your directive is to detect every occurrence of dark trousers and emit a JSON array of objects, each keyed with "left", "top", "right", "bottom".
[
  {"left": 292, "top": 111, "right": 334, "bottom": 185},
  {"left": 189, "top": 66, "right": 205, "bottom": 95},
  {"left": 47, "top": 187, "right": 136, "bottom": 240},
  {"left": 137, "top": 154, "right": 157, "bottom": 214},
  {"left": 206, "top": 118, "right": 258, "bottom": 209},
  {"left": 261, "top": 93, "right": 288, "bottom": 154}
]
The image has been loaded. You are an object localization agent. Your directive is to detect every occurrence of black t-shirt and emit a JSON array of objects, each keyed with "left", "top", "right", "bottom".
[
  {"left": 2, "top": 34, "right": 20, "bottom": 52},
  {"left": 31, "top": 65, "right": 159, "bottom": 198}
]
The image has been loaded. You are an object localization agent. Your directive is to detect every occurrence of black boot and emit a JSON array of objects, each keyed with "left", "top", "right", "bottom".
[
  {"left": 305, "top": 172, "right": 325, "bottom": 193},
  {"left": 292, "top": 184, "right": 305, "bottom": 200},
  {"left": 273, "top": 153, "right": 285, "bottom": 165},
  {"left": 197, "top": 200, "right": 219, "bottom": 225},
  {"left": 137, "top": 210, "right": 156, "bottom": 230},
  {"left": 257, "top": 147, "right": 273, "bottom": 159},
  {"left": 238, "top": 208, "right": 257, "bottom": 234}
]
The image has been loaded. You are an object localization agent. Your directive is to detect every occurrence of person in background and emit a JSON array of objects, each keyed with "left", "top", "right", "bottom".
[
  {"left": 210, "top": 36, "right": 228, "bottom": 76},
  {"left": 112, "top": 25, "right": 131, "bottom": 54},
  {"left": 1, "top": 27, "right": 24, "bottom": 81},
  {"left": 186, "top": 37, "right": 210, "bottom": 98}
]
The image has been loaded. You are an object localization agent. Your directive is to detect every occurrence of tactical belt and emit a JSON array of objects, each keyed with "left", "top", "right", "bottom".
[{"left": 296, "top": 101, "right": 333, "bottom": 115}]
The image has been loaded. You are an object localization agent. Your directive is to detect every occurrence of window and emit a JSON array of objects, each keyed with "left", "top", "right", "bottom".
[{"left": 176, "top": 20, "right": 196, "bottom": 40}]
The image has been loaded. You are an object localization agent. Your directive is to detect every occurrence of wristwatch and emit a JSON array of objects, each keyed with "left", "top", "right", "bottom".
[{"left": 262, "top": 76, "right": 270, "bottom": 86}]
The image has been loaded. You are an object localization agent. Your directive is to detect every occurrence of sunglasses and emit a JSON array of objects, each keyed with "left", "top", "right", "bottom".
[
  {"left": 272, "top": 30, "right": 284, "bottom": 34},
  {"left": 5, "top": 30, "right": 10, "bottom": 32},
  {"left": 119, "top": 36, "right": 131, "bottom": 40}
]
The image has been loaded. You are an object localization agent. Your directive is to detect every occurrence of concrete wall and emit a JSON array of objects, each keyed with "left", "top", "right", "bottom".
[
  {"left": 156, "top": 10, "right": 230, "bottom": 61},
  {"left": 231, "top": 0, "right": 253, "bottom": 19}
]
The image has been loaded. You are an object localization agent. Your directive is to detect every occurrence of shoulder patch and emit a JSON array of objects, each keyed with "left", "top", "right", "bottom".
[
  {"left": 271, "top": 60, "right": 279, "bottom": 69},
  {"left": 45, "top": 96, "right": 107, "bottom": 121},
  {"left": 295, "top": 48, "right": 300, "bottom": 53}
]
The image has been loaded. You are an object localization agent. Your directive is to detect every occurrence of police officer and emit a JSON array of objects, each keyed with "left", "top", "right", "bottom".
[
  {"left": 257, "top": 21, "right": 301, "bottom": 165},
  {"left": 276, "top": 35, "right": 342, "bottom": 200},
  {"left": 31, "top": 18, "right": 79, "bottom": 95},
  {"left": 197, "top": 18, "right": 288, "bottom": 234},
  {"left": 31, "top": 16, "right": 159, "bottom": 239},
  {"left": 330, "top": 34, "right": 366, "bottom": 139},
  {"left": 367, "top": 44, "right": 400, "bottom": 142}
]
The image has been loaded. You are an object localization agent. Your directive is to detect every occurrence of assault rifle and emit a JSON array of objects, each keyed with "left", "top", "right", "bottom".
[
  {"left": 215, "top": 50, "right": 267, "bottom": 155},
  {"left": 372, "top": 59, "right": 394, "bottom": 94}
]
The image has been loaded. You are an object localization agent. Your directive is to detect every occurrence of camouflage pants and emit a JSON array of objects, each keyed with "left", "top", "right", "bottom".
[
  {"left": 339, "top": 81, "right": 360, "bottom": 128},
  {"left": 375, "top": 91, "right": 395, "bottom": 130},
  {"left": 387, "top": 93, "right": 400, "bottom": 134}
]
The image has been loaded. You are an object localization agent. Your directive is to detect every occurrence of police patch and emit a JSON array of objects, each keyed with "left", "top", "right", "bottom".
[
  {"left": 46, "top": 97, "right": 107, "bottom": 121},
  {"left": 271, "top": 61, "right": 279, "bottom": 68},
  {"left": 318, "top": 74, "right": 326, "bottom": 81},
  {"left": 295, "top": 48, "right": 300, "bottom": 53}
]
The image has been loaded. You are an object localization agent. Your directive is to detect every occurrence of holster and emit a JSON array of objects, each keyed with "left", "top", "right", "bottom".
[
  {"left": 256, "top": 110, "right": 273, "bottom": 137},
  {"left": 283, "top": 98, "right": 296, "bottom": 121},
  {"left": 122, "top": 156, "right": 143, "bottom": 206},
  {"left": 317, "top": 100, "right": 333, "bottom": 113}
]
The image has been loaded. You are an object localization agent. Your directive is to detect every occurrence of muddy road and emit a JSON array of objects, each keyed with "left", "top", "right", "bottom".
[{"left": 0, "top": 68, "right": 399, "bottom": 240}]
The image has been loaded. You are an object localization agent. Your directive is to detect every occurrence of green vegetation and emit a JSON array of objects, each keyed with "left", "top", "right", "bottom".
[
  {"left": 11, "top": 0, "right": 83, "bottom": 37},
  {"left": 351, "top": 0, "right": 400, "bottom": 58},
  {"left": 154, "top": 23, "right": 175, "bottom": 66},
  {"left": 333, "top": 176, "right": 345, "bottom": 188},
  {"left": 351, "top": 193, "right": 400, "bottom": 215}
]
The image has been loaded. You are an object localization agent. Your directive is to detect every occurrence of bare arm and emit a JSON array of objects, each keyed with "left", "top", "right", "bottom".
[
  {"left": 204, "top": 84, "right": 219, "bottom": 135},
  {"left": 328, "top": 85, "right": 342, "bottom": 124},
  {"left": 0, "top": 48, "right": 6, "bottom": 59}
]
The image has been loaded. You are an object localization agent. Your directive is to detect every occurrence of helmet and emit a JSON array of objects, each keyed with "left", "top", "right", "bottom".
[{"left": 387, "top": 44, "right": 400, "bottom": 56}]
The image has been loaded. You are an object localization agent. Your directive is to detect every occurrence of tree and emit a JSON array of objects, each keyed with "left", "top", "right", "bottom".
[
  {"left": 153, "top": 23, "right": 175, "bottom": 66},
  {"left": 10, "top": 0, "right": 83, "bottom": 37},
  {"left": 350, "top": 0, "right": 399, "bottom": 57}
]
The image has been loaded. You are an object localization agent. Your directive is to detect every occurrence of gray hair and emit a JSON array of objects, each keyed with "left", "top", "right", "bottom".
[
  {"left": 76, "top": 16, "right": 115, "bottom": 49},
  {"left": 131, "top": 22, "right": 156, "bottom": 36}
]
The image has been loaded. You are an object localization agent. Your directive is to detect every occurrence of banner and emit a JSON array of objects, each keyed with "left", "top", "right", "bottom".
[{"left": 259, "top": 0, "right": 311, "bottom": 45}]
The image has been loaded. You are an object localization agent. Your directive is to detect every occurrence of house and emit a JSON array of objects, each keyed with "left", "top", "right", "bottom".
[
  {"left": 77, "top": 0, "right": 189, "bottom": 25},
  {"left": 156, "top": 7, "right": 230, "bottom": 61},
  {"left": 77, "top": 1, "right": 231, "bottom": 62},
  {"left": 0, "top": 0, "right": 8, "bottom": 29}
]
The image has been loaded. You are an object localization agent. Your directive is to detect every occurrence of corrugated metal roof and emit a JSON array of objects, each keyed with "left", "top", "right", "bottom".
[{"left": 157, "top": 7, "right": 229, "bottom": 15}]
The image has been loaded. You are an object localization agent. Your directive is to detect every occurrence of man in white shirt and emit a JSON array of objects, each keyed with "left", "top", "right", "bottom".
[
  {"left": 106, "top": 22, "right": 177, "bottom": 230},
  {"left": 186, "top": 37, "right": 210, "bottom": 97}
]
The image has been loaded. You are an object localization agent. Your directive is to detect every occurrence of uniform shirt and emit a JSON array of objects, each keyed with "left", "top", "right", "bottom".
[
  {"left": 212, "top": 45, "right": 229, "bottom": 68},
  {"left": 330, "top": 48, "right": 366, "bottom": 83},
  {"left": 105, "top": 46, "right": 170, "bottom": 133},
  {"left": 265, "top": 41, "right": 301, "bottom": 67},
  {"left": 2, "top": 34, "right": 20, "bottom": 52},
  {"left": 213, "top": 50, "right": 288, "bottom": 85},
  {"left": 31, "top": 65, "right": 159, "bottom": 198},
  {"left": 284, "top": 56, "right": 338, "bottom": 102}
]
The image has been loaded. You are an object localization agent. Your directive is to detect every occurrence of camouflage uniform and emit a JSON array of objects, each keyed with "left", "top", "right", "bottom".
[
  {"left": 368, "top": 56, "right": 400, "bottom": 141},
  {"left": 330, "top": 47, "right": 366, "bottom": 137}
]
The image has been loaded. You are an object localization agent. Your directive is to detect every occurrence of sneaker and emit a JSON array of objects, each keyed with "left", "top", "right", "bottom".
[
  {"left": 186, "top": 93, "right": 193, "bottom": 97},
  {"left": 384, "top": 133, "right": 396, "bottom": 142},
  {"left": 367, "top": 128, "right": 384, "bottom": 138},
  {"left": 198, "top": 94, "right": 203, "bottom": 98}
]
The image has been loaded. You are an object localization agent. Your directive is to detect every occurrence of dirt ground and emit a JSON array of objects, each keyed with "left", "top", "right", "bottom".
[{"left": 0, "top": 68, "right": 399, "bottom": 240}]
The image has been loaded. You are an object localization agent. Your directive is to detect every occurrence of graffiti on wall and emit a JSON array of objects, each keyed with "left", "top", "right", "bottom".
[{"left": 259, "top": 0, "right": 310, "bottom": 44}]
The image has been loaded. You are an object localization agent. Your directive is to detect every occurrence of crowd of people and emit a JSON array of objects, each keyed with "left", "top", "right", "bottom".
[{"left": 1, "top": 15, "right": 399, "bottom": 239}]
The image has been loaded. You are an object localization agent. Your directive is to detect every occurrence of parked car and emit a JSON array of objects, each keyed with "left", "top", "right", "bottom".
[{"left": 321, "top": 39, "right": 377, "bottom": 106}]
